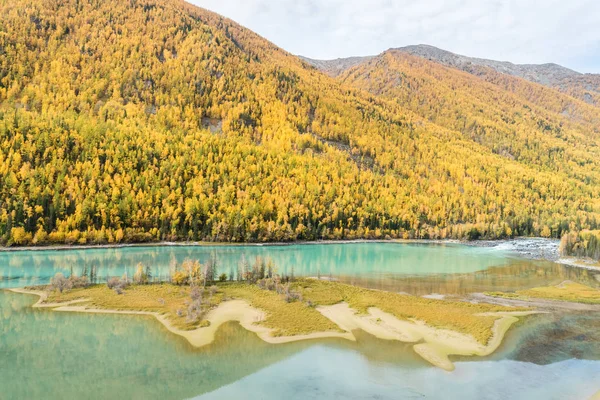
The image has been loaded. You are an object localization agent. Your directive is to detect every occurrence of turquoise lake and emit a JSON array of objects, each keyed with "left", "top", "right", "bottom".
[{"left": 1, "top": 242, "right": 600, "bottom": 399}]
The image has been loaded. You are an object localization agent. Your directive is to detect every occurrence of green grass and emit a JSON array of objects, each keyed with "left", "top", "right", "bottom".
[
  {"left": 293, "top": 279, "right": 520, "bottom": 344},
  {"left": 223, "top": 283, "right": 342, "bottom": 336},
  {"left": 44, "top": 284, "right": 223, "bottom": 330},
  {"left": 41, "top": 278, "right": 524, "bottom": 343}
]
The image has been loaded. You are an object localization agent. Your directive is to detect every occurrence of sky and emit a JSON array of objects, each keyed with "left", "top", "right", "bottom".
[{"left": 190, "top": 0, "right": 600, "bottom": 73}]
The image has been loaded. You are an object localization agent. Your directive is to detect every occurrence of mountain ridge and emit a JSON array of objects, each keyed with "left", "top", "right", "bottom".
[{"left": 302, "top": 44, "right": 600, "bottom": 105}]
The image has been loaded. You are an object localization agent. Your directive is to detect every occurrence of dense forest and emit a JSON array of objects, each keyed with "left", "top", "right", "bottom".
[
  {"left": 1, "top": 0, "right": 599, "bottom": 245},
  {"left": 560, "top": 231, "right": 600, "bottom": 261}
]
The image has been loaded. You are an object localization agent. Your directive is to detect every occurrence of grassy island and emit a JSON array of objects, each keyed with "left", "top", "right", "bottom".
[{"left": 11, "top": 257, "right": 535, "bottom": 371}]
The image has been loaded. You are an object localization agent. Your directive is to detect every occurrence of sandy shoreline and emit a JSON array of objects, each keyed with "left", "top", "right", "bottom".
[
  {"left": 556, "top": 257, "right": 600, "bottom": 272},
  {"left": 318, "top": 302, "right": 537, "bottom": 371},
  {"left": 8, "top": 288, "right": 531, "bottom": 371},
  {"left": 2, "top": 238, "right": 519, "bottom": 253},
  {"left": 0, "top": 239, "right": 437, "bottom": 252}
]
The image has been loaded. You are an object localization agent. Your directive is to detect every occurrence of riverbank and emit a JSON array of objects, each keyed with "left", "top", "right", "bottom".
[
  {"left": 0, "top": 238, "right": 462, "bottom": 252},
  {"left": 8, "top": 278, "right": 532, "bottom": 371},
  {"left": 470, "top": 292, "right": 600, "bottom": 311},
  {"left": 483, "top": 281, "right": 600, "bottom": 307}
]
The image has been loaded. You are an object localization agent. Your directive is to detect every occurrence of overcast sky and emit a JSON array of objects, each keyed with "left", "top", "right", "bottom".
[{"left": 190, "top": 0, "right": 600, "bottom": 73}]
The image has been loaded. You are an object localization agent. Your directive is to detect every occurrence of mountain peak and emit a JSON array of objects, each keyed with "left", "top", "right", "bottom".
[{"left": 389, "top": 44, "right": 581, "bottom": 86}]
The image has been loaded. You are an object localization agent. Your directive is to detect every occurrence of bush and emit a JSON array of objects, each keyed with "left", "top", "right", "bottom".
[
  {"left": 281, "top": 283, "right": 302, "bottom": 303},
  {"left": 190, "top": 286, "right": 204, "bottom": 302},
  {"left": 106, "top": 276, "right": 129, "bottom": 294},
  {"left": 50, "top": 273, "right": 72, "bottom": 293},
  {"left": 172, "top": 270, "right": 188, "bottom": 285},
  {"left": 69, "top": 275, "right": 89, "bottom": 289},
  {"left": 133, "top": 263, "right": 149, "bottom": 285},
  {"left": 107, "top": 277, "right": 121, "bottom": 289}
]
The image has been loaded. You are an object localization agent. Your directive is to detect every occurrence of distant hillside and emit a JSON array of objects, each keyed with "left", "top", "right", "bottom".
[
  {"left": 306, "top": 44, "right": 600, "bottom": 106},
  {"left": 300, "top": 55, "right": 374, "bottom": 77},
  {"left": 336, "top": 49, "right": 600, "bottom": 209},
  {"left": 0, "top": 0, "right": 599, "bottom": 246},
  {"left": 395, "top": 45, "right": 579, "bottom": 86}
]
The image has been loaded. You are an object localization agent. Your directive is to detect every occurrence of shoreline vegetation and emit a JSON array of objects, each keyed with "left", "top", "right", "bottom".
[
  {"left": 559, "top": 231, "right": 600, "bottom": 270},
  {"left": 8, "top": 255, "right": 535, "bottom": 371}
]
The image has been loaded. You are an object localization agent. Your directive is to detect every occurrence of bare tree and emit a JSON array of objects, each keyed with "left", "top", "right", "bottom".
[{"left": 50, "top": 273, "right": 72, "bottom": 293}]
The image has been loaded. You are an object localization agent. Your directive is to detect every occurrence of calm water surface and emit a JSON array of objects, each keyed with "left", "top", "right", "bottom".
[{"left": 1, "top": 242, "right": 599, "bottom": 399}]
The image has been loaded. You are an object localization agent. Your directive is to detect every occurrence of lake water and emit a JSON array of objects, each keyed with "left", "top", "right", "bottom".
[{"left": 1, "top": 242, "right": 600, "bottom": 399}]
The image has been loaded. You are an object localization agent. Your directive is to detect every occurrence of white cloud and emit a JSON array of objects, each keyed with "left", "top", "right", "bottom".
[{"left": 190, "top": 0, "right": 600, "bottom": 72}]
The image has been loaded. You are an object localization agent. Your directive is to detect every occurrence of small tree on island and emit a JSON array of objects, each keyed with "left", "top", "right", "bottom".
[
  {"left": 133, "top": 262, "right": 156, "bottom": 285},
  {"left": 50, "top": 273, "right": 72, "bottom": 293}
]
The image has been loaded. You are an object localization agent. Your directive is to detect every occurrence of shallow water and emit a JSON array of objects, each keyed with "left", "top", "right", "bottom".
[{"left": 1, "top": 242, "right": 600, "bottom": 399}]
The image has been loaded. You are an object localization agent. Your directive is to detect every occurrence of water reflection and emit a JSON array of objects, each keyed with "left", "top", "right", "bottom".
[
  {"left": 0, "top": 243, "right": 515, "bottom": 289},
  {"left": 338, "top": 260, "right": 600, "bottom": 295}
]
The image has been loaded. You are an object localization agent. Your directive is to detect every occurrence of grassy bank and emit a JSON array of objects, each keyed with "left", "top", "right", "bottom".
[{"left": 486, "top": 282, "right": 600, "bottom": 305}]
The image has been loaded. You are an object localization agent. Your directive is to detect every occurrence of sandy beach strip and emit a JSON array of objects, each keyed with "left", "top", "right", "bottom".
[{"left": 317, "top": 302, "right": 537, "bottom": 371}]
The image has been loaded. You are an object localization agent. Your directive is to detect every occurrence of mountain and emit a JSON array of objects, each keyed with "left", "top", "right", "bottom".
[
  {"left": 305, "top": 44, "right": 600, "bottom": 106},
  {"left": 299, "top": 55, "right": 374, "bottom": 77},
  {"left": 1, "top": 0, "right": 599, "bottom": 246},
  {"left": 395, "top": 45, "right": 579, "bottom": 86}
]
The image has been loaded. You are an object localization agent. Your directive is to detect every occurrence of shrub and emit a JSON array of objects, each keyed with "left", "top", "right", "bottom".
[
  {"left": 107, "top": 277, "right": 121, "bottom": 289},
  {"left": 172, "top": 270, "right": 188, "bottom": 285},
  {"left": 106, "top": 276, "right": 129, "bottom": 294},
  {"left": 50, "top": 273, "right": 72, "bottom": 293},
  {"left": 133, "top": 263, "right": 149, "bottom": 285},
  {"left": 281, "top": 283, "right": 302, "bottom": 303},
  {"left": 190, "top": 286, "right": 204, "bottom": 302},
  {"left": 69, "top": 275, "right": 89, "bottom": 289}
]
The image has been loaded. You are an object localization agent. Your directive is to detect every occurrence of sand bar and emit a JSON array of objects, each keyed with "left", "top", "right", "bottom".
[
  {"left": 317, "top": 302, "right": 537, "bottom": 371},
  {"left": 9, "top": 288, "right": 531, "bottom": 370}
]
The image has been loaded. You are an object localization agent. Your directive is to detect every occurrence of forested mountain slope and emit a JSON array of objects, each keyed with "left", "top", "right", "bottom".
[
  {"left": 393, "top": 45, "right": 600, "bottom": 108},
  {"left": 0, "top": 0, "right": 599, "bottom": 245},
  {"left": 305, "top": 45, "right": 600, "bottom": 107},
  {"left": 337, "top": 50, "right": 600, "bottom": 178}
]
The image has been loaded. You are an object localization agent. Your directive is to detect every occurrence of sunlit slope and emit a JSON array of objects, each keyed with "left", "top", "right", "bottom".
[{"left": 0, "top": 0, "right": 598, "bottom": 244}]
